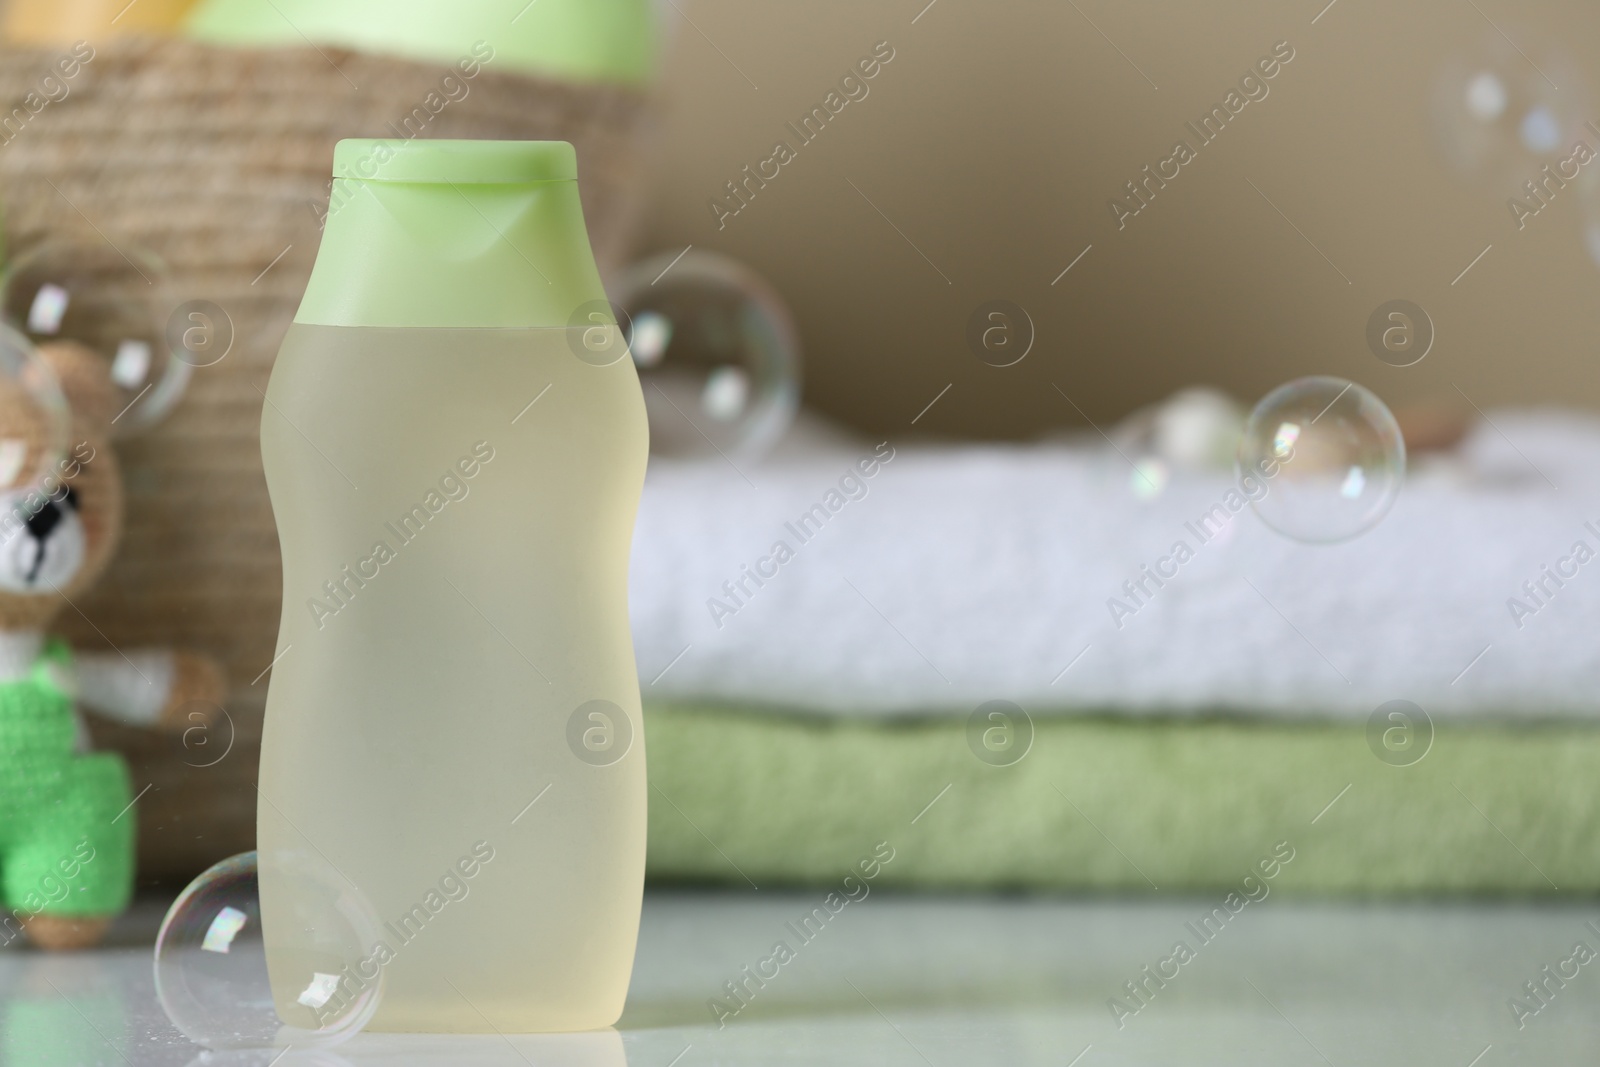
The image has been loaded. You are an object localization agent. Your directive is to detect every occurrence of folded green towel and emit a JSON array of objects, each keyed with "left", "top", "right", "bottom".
[{"left": 643, "top": 706, "right": 1600, "bottom": 895}]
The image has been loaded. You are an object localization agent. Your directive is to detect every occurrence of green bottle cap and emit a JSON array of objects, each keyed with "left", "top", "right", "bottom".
[
  {"left": 184, "top": 0, "right": 656, "bottom": 85},
  {"left": 332, "top": 138, "right": 577, "bottom": 184},
  {"left": 295, "top": 139, "right": 609, "bottom": 330}
]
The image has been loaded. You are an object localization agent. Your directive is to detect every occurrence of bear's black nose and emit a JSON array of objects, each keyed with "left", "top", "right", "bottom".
[
  {"left": 22, "top": 486, "right": 79, "bottom": 582},
  {"left": 24, "top": 486, "right": 79, "bottom": 541}
]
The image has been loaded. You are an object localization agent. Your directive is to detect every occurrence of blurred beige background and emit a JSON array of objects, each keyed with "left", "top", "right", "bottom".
[{"left": 641, "top": 0, "right": 1600, "bottom": 438}]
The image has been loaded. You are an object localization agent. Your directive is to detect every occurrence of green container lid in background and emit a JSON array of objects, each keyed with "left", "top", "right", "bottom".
[{"left": 184, "top": 0, "right": 656, "bottom": 86}]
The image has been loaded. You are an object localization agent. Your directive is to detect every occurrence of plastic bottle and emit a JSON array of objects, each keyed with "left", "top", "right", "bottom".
[{"left": 257, "top": 139, "right": 647, "bottom": 1033}]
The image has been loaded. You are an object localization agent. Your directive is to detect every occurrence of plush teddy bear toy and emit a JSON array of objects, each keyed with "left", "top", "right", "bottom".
[{"left": 0, "top": 339, "right": 225, "bottom": 951}]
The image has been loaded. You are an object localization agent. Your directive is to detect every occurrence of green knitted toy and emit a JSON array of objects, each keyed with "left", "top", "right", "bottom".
[
  {"left": 0, "top": 341, "right": 225, "bottom": 951},
  {"left": 0, "top": 639, "right": 133, "bottom": 927}
]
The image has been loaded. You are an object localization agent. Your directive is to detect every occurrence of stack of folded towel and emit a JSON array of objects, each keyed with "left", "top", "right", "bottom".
[{"left": 633, "top": 409, "right": 1600, "bottom": 895}]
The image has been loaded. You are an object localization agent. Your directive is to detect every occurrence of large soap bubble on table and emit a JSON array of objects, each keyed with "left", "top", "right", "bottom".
[{"left": 153, "top": 851, "right": 384, "bottom": 1052}]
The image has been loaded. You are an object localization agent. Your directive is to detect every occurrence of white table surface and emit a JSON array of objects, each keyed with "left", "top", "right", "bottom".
[{"left": 2, "top": 891, "right": 1596, "bottom": 1066}]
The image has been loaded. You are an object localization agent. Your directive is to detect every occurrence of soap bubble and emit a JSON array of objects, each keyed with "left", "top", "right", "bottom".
[
  {"left": 183, "top": 1050, "right": 354, "bottom": 1067},
  {"left": 611, "top": 249, "right": 800, "bottom": 461},
  {"left": 1463, "top": 71, "right": 1507, "bottom": 122},
  {"left": 1432, "top": 36, "right": 1588, "bottom": 197},
  {"left": 1111, "top": 387, "right": 1244, "bottom": 500},
  {"left": 0, "top": 323, "right": 69, "bottom": 494},
  {"left": 0, "top": 236, "right": 190, "bottom": 436},
  {"left": 1579, "top": 165, "right": 1600, "bottom": 270},
  {"left": 1128, "top": 457, "right": 1169, "bottom": 501},
  {"left": 154, "top": 851, "right": 384, "bottom": 1052},
  {"left": 1237, "top": 377, "right": 1404, "bottom": 544},
  {"left": 1585, "top": 207, "right": 1600, "bottom": 266}
]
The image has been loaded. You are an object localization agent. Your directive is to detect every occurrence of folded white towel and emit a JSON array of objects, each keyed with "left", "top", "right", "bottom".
[{"left": 630, "top": 411, "right": 1600, "bottom": 720}]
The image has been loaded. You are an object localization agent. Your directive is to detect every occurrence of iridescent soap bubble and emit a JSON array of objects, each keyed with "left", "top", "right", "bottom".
[
  {"left": 0, "top": 236, "right": 190, "bottom": 436},
  {"left": 0, "top": 322, "right": 69, "bottom": 495},
  {"left": 154, "top": 851, "right": 384, "bottom": 1052},
  {"left": 1432, "top": 35, "right": 1588, "bottom": 197},
  {"left": 1237, "top": 377, "right": 1405, "bottom": 544},
  {"left": 1585, "top": 209, "right": 1600, "bottom": 266},
  {"left": 610, "top": 250, "right": 800, "bottom": 460},
  {"left": 1579, "top": 162, "right": 1600, "bottom": 269},
  {"left": 1112, "top": 387, "right": 1244, "bottom": 500}
]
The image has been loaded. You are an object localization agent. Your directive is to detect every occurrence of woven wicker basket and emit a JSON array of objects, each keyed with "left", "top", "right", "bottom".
[{"left": 0, "top": 37, "right": 650, "bottom": 883}]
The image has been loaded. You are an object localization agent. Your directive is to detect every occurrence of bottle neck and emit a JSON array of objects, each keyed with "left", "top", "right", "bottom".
[{"left": 295, "top": 178, "right": 607, "bottom": 328}]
